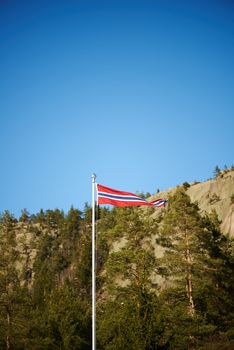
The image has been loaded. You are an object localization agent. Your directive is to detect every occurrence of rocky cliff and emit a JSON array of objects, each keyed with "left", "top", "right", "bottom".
[{"left": 151, "top": 169, "right": 234, "bottom": 237}]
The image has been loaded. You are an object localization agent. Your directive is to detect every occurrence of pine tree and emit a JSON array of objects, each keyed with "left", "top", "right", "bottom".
[
  {"left": 46, "top": 284, "right": 91, "bottom": 350},
  {"left": 158, "top": 188, "right": 204, "bottom": 316},
  {"left": 198, "top": 210, "right": 234, "bottom": 342},
  {"left": 155, "top": 188, "right": 219, "bottom": 348},
  {"left": 214, "top": 165, "right": 221, "bottom": 178},
  {"left": 156, "top": 189, "right": 234, "bottom": 348},
  {"left": 0, "top": 211, "right": 31, "bottom": 349}
]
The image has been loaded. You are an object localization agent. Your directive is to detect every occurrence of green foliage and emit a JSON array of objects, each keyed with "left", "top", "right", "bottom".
[
  {"left": 19, "top": 208, "right": 30, "bottom": 223},
  {"left": 183, "top": 181, "right": 191, "bottom": 190},
  {"left": 157, "top": 189, "right": 205, "bottom": 316},
  {"left": 0, "top": 192, "right": 234, "bottom": 349},
  {"left": 97, "top": 288, "right": 164, "bottom": 350},
  {"left": 97, "top": 207, "right": 161, "bottom": 349},
  {"left": 156, "top": 193, "right": 234, "bottom": 347},
  {"left": 0, "top": 211, "right": 32, "bottom": 349},
  {"left": 46, "top": 285, "right": 91, "bottom": 349}
]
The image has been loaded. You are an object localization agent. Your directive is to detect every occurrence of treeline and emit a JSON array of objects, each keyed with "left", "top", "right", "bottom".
[
  {"left": 0, "top": 189, "right": 234, "bottom": 349},
  {"left": 0, "top": 205, "right": 93, "bottom": 349}
]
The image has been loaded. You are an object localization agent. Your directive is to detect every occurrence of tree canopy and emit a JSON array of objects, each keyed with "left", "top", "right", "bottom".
[{"left": 0, "top": 196, "right": 233, "bottom": 349}]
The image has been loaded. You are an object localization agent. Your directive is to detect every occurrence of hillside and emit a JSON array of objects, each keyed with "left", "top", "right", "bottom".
[
  {"left": 151, "top": 169, "right": 234, "bottom": 237},
  {"left": 0, "top": 171, "right": 234, "bottom": 349}
]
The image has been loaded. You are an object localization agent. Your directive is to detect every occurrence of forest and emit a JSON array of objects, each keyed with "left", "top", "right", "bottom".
[{"left": 0, "top": 187, "right": 234, "bottom": 349}]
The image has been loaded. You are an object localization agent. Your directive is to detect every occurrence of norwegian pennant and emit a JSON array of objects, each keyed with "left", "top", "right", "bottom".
[
  {"left": 97, "top": 184, "right": 167, "bottom": 208},
  {"left": 97, "top": 184, "right": 153, "bottom": 207},
  {"left": 150, "top": 198, "right": 168, "bottom": 207}
]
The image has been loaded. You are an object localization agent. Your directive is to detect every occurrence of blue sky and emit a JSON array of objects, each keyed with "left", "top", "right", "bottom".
[{"left": 1, "top": 0, "right": 234, "bottom": 217}]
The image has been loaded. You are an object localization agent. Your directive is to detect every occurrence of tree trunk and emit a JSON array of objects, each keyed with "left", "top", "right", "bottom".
[
  {"left": 184, "top": 229, "right": 195, "bottom": 316},
  {"left": 6, "top": 307, "right": 11, "bottom": 350}
]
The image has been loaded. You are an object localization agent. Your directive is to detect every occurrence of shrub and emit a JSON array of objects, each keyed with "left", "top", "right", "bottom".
[
  {"left": 230, "top": 194, "right": 234, "bottom": 204},
  {"left": 182, "top": 182, "right": 190, "bottom": 190},
  {"left": 209, "top": 193, "right": 220, "bottom": 204}
]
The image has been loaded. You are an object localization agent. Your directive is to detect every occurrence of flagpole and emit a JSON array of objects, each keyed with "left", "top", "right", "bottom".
[{"left": 92, "top": 173, "right": 96, "bottom": 350}]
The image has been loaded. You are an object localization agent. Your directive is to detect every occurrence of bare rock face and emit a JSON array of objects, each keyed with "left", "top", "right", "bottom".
[
  {"left": 187, "top": 170, "right": 234, "bottom": 237},
  {"left": 151, "top": 170, "right": 234, "bottom": 237}
]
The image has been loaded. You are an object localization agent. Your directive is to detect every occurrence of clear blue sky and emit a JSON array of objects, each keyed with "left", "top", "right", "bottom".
[{"left": 1, "top": 0, "right": 234, "bottom": 217}]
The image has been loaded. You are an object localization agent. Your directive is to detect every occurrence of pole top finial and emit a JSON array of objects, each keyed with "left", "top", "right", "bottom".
[{"left": 92, "top": 173, "right": 96, "bottom": 182}]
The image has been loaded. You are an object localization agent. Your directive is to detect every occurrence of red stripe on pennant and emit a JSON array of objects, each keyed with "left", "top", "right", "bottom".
[{"left": 98, "top": 197, "right": 152, "bottom": 207}]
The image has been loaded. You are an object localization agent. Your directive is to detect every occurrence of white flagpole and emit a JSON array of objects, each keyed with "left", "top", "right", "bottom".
[{"left": 92, "top": 174, "right": 96, "bottom": 350}]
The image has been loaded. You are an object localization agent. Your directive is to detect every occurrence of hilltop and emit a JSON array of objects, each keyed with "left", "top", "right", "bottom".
[{"left": 151, "top": 168, "right": 234, "bottom": 237}]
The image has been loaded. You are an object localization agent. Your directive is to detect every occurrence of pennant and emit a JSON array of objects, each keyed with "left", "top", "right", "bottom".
[
  {"left": 151, "top": 198, "right": 168, "bottom": 207},
  {"left": 97, "top": 184, "right": 153, "bottom": 207}
]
